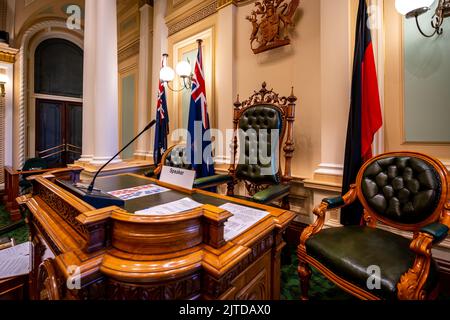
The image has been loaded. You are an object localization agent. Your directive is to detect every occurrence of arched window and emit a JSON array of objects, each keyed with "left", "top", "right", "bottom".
[{"left": 34, "top": 38, "right": 83, "bottom": 98}]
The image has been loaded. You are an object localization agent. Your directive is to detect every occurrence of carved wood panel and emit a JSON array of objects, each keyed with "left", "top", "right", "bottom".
[
  {"left": 220, "top": 250, "right": 272, "bottom": 300},
  {"left": 106, "top": 273, "right": 201, "bottom": 300}
]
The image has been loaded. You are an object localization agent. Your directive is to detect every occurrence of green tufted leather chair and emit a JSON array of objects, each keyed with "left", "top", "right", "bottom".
[
  {"left": 199, "top": 82, "right": 297, "bottom": 209},
  {"left": 298, "top": 152, "right": 450, "bottom": 300}
]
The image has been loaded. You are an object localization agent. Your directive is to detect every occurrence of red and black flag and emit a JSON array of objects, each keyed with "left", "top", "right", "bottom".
[{"left": 341, "top": 0, "right": 383, "bottom": 225}]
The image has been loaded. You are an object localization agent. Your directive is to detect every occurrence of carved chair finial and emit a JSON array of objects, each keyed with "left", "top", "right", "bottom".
[
  {"left": 234, "top": 95, "right": 241, "bottom": 109},
  {"left": 288, "top": 87, "right": 297, "bottom": 103}
]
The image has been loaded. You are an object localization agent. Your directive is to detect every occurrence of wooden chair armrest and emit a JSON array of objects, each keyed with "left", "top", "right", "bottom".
[
  {"left": 21, "top": 169, "right": 52, "bottom": 175},
  {"left": 299, "top": 185, "right": 358, "bottom": 249},
  {"left": 398, "top": 202, "right": 450, "bottom": 299},
  {"left": 397, "top": 231, "right": 435, "bottom": 300},
  {"left": 154, "top": 163, "right": 163, "bottom": 176},
  {"left": 441, "top": 201, "right": 450, "bottom": 229}
]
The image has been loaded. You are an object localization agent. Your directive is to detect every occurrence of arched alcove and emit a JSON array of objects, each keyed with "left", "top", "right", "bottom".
[
  {"left": 15, "top": 20, "right": 84, "bottom": 168},
  {"left": 34, "top": 38, "right": 83, "bottom": 98},
  {"left": 32, "top": 38, "right": 84, "bottom": 167}
]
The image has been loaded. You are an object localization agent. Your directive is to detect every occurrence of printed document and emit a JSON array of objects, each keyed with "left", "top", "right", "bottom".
[
  {"left": 135, "top": 197, "right": 203, "bottom": 215},
  {"left": 0, "top": 242, "right": 31, "bottom": 279},
  {"left": 220, "top": 203, "right": 270, "bottom": 241}
]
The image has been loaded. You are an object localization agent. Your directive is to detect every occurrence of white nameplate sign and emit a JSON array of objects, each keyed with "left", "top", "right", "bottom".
[{"left": 160, "top": 166, "right": 196, "bottom": 190}]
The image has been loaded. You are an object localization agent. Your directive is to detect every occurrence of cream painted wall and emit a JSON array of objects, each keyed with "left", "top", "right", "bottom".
[
  {"left": 234, "top": 0, "right": 322, "bottom": 179},
  {"left": 164, "top": 0, "right": 353, "bottom": 183}
]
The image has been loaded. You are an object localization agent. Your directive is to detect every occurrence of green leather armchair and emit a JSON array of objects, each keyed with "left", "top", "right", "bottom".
[
  {"left": 203, "top": 82, "right": 297, "bottom": 209},
  {"left": 298, "top": 152, "right": 450, "bottom": 300}
]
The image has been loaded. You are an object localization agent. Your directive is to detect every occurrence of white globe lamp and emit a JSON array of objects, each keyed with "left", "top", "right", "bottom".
[
  {"left": 395, "top": 0, "right": 435, "bottom": 17},
  {"left": 160, "top": 66, "right": 175, "bottom": 82},
  {"left": 176, "top": 61, "right": 192, "bottom": 78}
]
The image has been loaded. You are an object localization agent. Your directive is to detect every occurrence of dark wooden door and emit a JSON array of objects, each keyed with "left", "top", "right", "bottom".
[{"left": 36, "top": 99, "right": 82, "bottom": 168}]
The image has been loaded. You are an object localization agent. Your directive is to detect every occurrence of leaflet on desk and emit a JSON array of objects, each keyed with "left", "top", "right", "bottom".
[
  {"left": 108, "top": 184, "right": 170, "bottom": 201},
  {"left": 220, "top": 203, "right": 270, "bottom": 241},
  {"left": 0, "top": 242, "right": 31, "bottom": 279},
  {"left": 135, "top": 197, "right": 202, "bottom": 215},
  {"left": 135, "top": 199, "right": 269, "bottom": 242}
]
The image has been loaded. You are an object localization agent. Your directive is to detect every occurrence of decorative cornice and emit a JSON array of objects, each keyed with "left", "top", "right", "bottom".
[
  {"left": 165, "top": 0, "right": 253, "bottom": 37},
  {"left": 0, "top": 44, "right": 18, "bottom": 63},
  {"left": 0, "top": 51, "right": 15, "bottom": 63},
  {"left": 118, "top": 38, "right": 140, "bottom": 63},
  {"left": 168, "top": 1, "right": 218, "bottom": 36}
]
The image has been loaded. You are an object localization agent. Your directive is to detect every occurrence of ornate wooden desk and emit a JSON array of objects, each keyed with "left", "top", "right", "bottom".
[{"left": 18, "top": 169, "right": 294, "bottom": 300}]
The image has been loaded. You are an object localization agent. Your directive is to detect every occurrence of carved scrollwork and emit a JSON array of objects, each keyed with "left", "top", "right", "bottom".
[
  {"left": 298, "top": 202, "right": 326, "bottom": 251},
  {"left": 36, "top": 184, "right": 89, "bottom": 238},
  {"left": 37, "top": 259, "right": 61, "bottom": 300},
  {"left": 363, "top": 210, "right": 377, "bottom": 228},
  {"left": 204, "top": 234, "right": 274, "bottom": 298},
  {"left": 244, "top": 181, "right": 270, "bottom": 197},
  {"left": 397, "top": 233, "right": 434, "bottom": 300},
  {"left": 107, "top": 273, "right": 201, "bottom": 300},
  {"left": 238, "top": 82, "right": 291, "bottom": 111},
  {"left": 235, "top": 269, "right": 268, "bottom": 300}
]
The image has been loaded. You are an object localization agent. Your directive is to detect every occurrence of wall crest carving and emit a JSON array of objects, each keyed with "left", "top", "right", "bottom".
[{"left": 246, "top": 0, "right": 299, "bottom": 54}]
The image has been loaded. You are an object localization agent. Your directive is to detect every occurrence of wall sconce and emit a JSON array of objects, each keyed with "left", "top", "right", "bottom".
[
  {"left": 396, "top": 0, "right": 450, "bottom": 37},
  {"left": 0, "top": 69, "right": 8, "bottom": 97},
  {"left": 159, "top": 53, "right": 193, "bottom": 92}
]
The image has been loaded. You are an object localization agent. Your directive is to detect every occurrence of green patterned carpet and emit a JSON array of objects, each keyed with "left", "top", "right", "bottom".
[
  {"left": 0, "top": 206, "right": 29, "bottom": 244},
  {"left": 280, "top": 246, "right": 354, "bottom": 300}
]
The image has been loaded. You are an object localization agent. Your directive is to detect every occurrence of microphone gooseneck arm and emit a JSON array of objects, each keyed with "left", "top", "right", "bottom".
[{"left": 87, "top": 119, "right": 157, "bottom": 192}]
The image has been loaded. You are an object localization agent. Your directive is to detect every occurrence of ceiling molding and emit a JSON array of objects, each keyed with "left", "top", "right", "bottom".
[
  {"left": 165, "top": 0, "right": 254, "bottom": 36},
  {"left": 166, "top": 0, "right": 218, "bottom": 36},
  {"left": 118, "top": 38, "right": 140, "bottom": 63}
]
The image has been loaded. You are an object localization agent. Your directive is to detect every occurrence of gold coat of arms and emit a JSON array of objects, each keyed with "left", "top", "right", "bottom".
[{"left": 246, "top": 0, "right": 299, "bottom": 54}]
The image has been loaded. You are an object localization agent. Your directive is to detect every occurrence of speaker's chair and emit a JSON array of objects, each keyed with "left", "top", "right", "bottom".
[{"left": 192, "top": 82, "right": 297, "bottom": 208}]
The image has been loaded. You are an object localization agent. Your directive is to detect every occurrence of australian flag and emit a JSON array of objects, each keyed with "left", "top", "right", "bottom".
[
  {"left": 153, "top": 74, "right": 169, "bottom": 165},
  {"left": 187, "top": 40, "right": 215, "bottom": 179},
  {"left": 341, "top": 0, "right": 383, "bottom": 225}
]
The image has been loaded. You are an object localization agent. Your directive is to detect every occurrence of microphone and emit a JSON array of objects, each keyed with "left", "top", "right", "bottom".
[{"left": 87, "top": 119, "right": 157, "bottom": 193}]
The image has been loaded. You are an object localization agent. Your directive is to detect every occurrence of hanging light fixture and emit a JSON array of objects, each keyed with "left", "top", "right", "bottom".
[
  {"left": 159, "top": 54, "right": 193, "bottom": 92},
  {"left": 395, "top": 0, "right": 450, "bottom": 37}
]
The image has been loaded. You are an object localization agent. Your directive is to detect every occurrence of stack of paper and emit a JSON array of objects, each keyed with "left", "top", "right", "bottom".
[
  {"left": 135, "top": 197, "right": 203, "bottom": 216},
  {"left": 220, "top": 203, "right": 270, "bottom": 241},
  {"left": 0, "top": 242, "right": 31, "bottom": 279}
]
